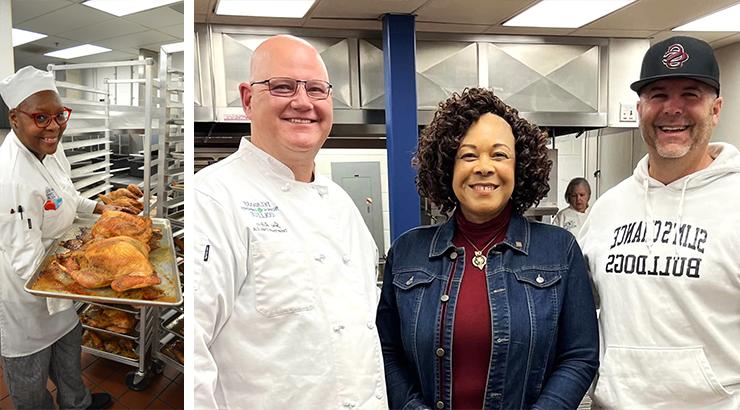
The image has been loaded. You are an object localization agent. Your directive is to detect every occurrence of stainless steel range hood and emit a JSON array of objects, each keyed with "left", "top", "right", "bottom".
[{"left": 195, "top": 25, "right": 647, "bottom": 131}]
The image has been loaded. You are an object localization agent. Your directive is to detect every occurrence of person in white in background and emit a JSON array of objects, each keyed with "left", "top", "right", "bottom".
[
  {"left": 0, "top": 67, "right": 121, "bottom": 410},
  {"left": 578, "top": 35, "right": 740, "bottom": 409},
  {"left": 553, "top": 177, "right": 591, "bottom": 234},
  {"left": 192, "top": 35, "right": 388, "bottom": 409}
]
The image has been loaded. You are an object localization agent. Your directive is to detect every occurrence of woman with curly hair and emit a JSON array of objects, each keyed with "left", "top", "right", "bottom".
[{"left": 377, "top": 88, "right": 598, "bottom": 410}]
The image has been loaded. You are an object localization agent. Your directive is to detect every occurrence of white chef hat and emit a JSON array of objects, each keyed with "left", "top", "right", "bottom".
[{"left": 0, "top": 66, "right": 59, "bottom": 109}]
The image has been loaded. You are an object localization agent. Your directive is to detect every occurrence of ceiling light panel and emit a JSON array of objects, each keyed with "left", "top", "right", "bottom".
[
  {"left": 674, "top": 4, "right": 740, "bottom": 31},
  {"left": 216, "top": 0, "right": 316, "bottom": 18},
  {"left": 45, "top": 44, "right": 112, "bottom": 59},
  {"left": 504, "top": 0, "right": 635, "bottom": 29},
  {"left": 12, "top": 28, "right": 47, "bottom": 47},
  {"left": 82, "top": 0, "right": 182, "bottom": 17}
]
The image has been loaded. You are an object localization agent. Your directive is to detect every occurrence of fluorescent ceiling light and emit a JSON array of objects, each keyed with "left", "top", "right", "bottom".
[
  {"left": 12, "top": 28, "right": 48, "bottom": 47},
  {"left": 45, "top": 44, "right": 112, "bottom": 59},
  {"left": 673, "top": 4, "right": 740, "bottom": 31},
  {"left": 161, "top": 42, "right": 184, "bottom": 53},
  {"left": 216, "top": 0, "right": 315, "bottom": 18},
  {"left": 82, "top": 0, "right": 181, "bottom": 17},
  {"left": 504, "top": 0, "right": 635, "bottom": 29}
]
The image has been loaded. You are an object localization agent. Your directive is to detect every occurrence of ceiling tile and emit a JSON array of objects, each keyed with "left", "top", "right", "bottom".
[
  {"left": 416, "top": 22, "right": 491, "bottom": 34},
  {"left": 572, "top": 28, "right": 659, "bottom": 38},
  {"left": 206, "top": 15, "right": 305, "bottom": 27},
  {"left": 96, "top": 31, "right": 178, "bottom": 50},
  {"left": 648, "top": 31, "right": 738, "bottom": 45},
  {"left": 311, "top": 0, "right": 427, "bottom": 19},
  {"left": 123, "top": 7, "right": 185, "bottom": 29},
  {"left": 302, "top": 19, "right": 381, "bottom": 31},
  {"left": 16, "top": 3, "right": 116, "bottom": 35},
  {"left": 416, "top": 0, "right": 538, "bottom": 26},
  {"left": 484, "top": 26, "right": 573, "bottom": 37},
  {"left": 195, "top": 0, "right": 213, "bottom": 14},
  {"left": 713, "top": 33, "right": 740, "bottom": 49},
  {"left": 157, "top": 24, "right": 185, "bottom": 38},
  {"left": 586, "top": 0, "right": 740, "bottom": 32},
  {"left": 56, "top": 19, "right": 146, "bottom": 42},
  {"left": 11, "top": 0, "right": 73, "bottom": 24}
]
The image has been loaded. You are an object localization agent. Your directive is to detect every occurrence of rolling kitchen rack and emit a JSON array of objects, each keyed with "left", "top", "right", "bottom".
[
  {"left": 48, "top": 63, "right": 112, "bottom": 200},
  {"left": 49, "top": 60, "right": 161, "bottom": 390},
  {"left": 151, "top": 45, "right": 185, "bottom": 375},
  {"left": 154, "top": 46, "right": 184, "bottom": 237}
]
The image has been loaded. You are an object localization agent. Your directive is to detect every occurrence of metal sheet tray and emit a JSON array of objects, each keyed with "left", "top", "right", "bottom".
[
  {"left": 79, "top": 304, "right": 139, "bottom": 339},
  {"left": 24, "top": 216, "right": 183, "bottom": 307},
  {"left": 161, "top": 312, "right": 183, "bottom": 338}
]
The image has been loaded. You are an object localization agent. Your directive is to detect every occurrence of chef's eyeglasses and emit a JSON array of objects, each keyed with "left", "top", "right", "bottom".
[
  {"left": 15, "top": 107, "right": 72, "bottom": 128},
  {"left": 250, "top": 77, "right": 332, "bottom": 100}
]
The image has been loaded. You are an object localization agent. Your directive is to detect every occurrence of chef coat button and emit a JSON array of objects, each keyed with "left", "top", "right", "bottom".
[
  {"left": 440, "top": 294, "right": 450, "bottom": 302},
  {"left": 342, "top": 255, "right": 351, "bottom": 264},
  {"left": 435, "top": 347, "right": 445, "bottom": 357},
  {"left": 375, "top": 393, "right": 383, "bottom": 400},
  {"left": 449, "top": 251, "right": 457, "bottom": 260},
  {"left": 315, "top": 254, "right": 326, "bottom": 262},
  {"left": 366, "top": 321, "right": 375, "bottom": 329},
  {"left": 436, "top": 400, "right": 445, "bottom": 409},
  {"left": 281, "top": 183, "right": 290, "bottom": 192},
  {"left": 536, "top": 275, "right": 544, "bottom": 284}
]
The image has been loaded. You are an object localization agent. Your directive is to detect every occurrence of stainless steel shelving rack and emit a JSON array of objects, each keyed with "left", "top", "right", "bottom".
[
  {"left": 48, "top": 64, "right": 112, "bottom": 199},
  {"left": 51, "top": 59, "right": 161, "bottom": 391},
  {"left": 150, "top": 46, "right": 185, "bottom": 376},
  {"left": 78, "top": 302, "right": 158, "bottom": 388}
]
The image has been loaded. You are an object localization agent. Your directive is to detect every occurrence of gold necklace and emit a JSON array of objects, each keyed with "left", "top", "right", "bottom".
[{"left": 458, "top": 231, "right": 499, "bottom": 270}]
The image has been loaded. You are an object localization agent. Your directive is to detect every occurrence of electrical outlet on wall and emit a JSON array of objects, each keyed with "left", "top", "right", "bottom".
[{"left": 620, "top": 103, "right": 636, "bottom": 122}]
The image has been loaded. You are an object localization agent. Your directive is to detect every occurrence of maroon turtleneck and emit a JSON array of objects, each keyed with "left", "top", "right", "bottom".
[{"left": 450, "top": 203, "right": 512, "bottom": 410}]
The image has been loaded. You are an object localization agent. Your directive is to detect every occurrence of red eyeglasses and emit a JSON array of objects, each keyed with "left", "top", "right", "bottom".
[{"left": 15, "top": 107, "right": 72, "bottom": 129}]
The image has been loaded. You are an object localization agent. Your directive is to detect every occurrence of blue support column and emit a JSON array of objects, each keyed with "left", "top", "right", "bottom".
[{"left": 382, "top": 14, "right": 420, "bottom": 242}]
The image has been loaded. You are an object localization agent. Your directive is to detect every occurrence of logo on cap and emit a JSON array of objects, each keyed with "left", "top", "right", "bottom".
[{"left": 662, "top": 44, "right": 689, "bottom": 69}]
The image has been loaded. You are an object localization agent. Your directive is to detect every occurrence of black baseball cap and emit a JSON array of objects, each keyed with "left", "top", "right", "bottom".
[{"left": 630, "top": 35, "right": 720, "bottom": 95}]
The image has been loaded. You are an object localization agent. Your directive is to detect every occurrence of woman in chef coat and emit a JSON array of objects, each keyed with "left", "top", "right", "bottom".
[{"left": 0, "top": 67, "right": 117, "bottom": 410}]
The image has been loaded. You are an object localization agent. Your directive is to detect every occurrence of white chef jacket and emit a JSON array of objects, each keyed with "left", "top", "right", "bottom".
[
  {"left": 0, "top": 130, "right": 96, "bottom": 357},
  {"left": 193, "top": 138, "right": 388, "bottom": 410}
]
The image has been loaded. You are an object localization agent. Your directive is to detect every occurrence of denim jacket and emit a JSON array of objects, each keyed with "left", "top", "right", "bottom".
[{"left": 377, "top": 214, "right": 599, "bottom": 410}]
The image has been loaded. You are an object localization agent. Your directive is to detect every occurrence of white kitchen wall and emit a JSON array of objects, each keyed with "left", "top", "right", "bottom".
[{"left": 714, "top": 42, "right": 740, "bottom": 148}]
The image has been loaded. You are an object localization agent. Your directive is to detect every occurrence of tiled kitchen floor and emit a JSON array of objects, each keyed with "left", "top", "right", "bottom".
[{"left": 0, "top": 352, "right": 183, "bottom": 410}]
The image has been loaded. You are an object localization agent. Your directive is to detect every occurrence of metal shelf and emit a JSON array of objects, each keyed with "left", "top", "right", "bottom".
[
  {"left": 73, "top": 173, "right": 112, "bottom": 190},
  {"left": 79, "top": 183, "right": 112, "bottom": 199},
  {"left": 62, "top": 138, "right": 110, "bottom": 150},
  {"left": 66, "top": 150, "right": 108, "bottom": 165},
  {"left": 64, "top": 98, "right": 106, "bottom": 107},
  {"left": 64, "top": 128, "right": 110, "bottom": 136},
  {"left": 70, "top": 161, "right": 111, "bottom": 178}
]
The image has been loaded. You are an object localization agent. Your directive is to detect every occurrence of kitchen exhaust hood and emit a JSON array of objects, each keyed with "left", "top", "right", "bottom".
[{"left": 196, "top": 25, "right": 647, "bottom": 131}]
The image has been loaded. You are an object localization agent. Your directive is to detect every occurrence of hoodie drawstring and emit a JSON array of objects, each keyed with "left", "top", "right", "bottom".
[
  {"left": 674, "top": 176, "right": 692, "bottom": 256},
  {"left": 643, "top": 177, "right": 654, "bottom": 254}
]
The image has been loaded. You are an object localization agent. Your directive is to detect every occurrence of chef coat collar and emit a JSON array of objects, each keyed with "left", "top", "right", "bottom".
[{"left": 239, "top": 137, "right": 328, "bottom": 191}]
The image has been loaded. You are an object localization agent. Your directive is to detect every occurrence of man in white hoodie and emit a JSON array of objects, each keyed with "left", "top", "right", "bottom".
[{"left": 579, "top": 36, "right": 740, "bottom": 409}]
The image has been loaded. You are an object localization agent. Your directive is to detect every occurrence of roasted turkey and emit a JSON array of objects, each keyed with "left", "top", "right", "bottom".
[
  {"left": 91, "top": 211, "right": 156, "bottom": 250},
  {"left": 99, "top": 184, "right": 144, "bottom": 214},
  {"left": 59, "top": 236, "right": 161, "bottom": 292},
  {"left": 80, "top": 306, "right": 136, "bottom": 334}
]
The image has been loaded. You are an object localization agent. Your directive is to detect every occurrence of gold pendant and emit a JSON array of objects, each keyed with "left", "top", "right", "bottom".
[{"left": 472, "top": 251, "right": 487, "bottom": 270}]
